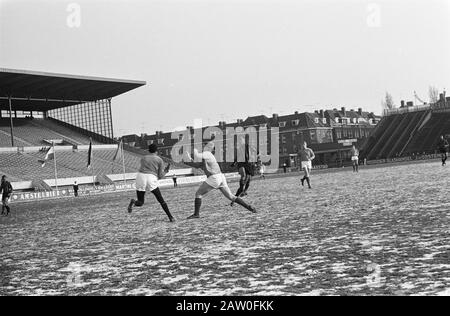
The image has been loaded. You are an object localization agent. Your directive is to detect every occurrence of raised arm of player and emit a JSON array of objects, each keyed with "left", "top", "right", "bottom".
[
  {"left": 164, "top": 163, "right": 171, "bottom": 173},
  {"left": 193, "top": 148, "right": 205, "bottom": 161}
]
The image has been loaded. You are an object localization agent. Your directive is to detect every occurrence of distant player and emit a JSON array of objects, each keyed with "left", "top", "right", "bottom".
[
  {"left": 438, "top": 135, "right": 449, "bottom": 166},
  {"left": 186, "top": 141, "right": 256, "bottom": 219},
  {"left": 298, "top": 142, "right": 315, "bottom": 189},
  {"left": 127, "top": 144, "right": 175, "bottom": 222},
  {"left": 240, "top": 161, "right": 255, "bottom": 197},
  {"left": 234, "top": 140, "right": 255, "bottom": 198},
  {"left": 73, "top": 181, "right": 79, "bottom": 197},
  {"left": 172, "top": 174, "right": 178, "bottom": 187},
  {"left": 257, "top": 158, "right": 266, "bottom": 180},
  {"left": 1, "top": 175, "right": 13, "bottom": 216},
  {"left": 351, "top": 145, "right": 360, "bottom": 172}
]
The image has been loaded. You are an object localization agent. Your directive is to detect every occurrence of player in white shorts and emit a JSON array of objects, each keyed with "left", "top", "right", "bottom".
[
  {"left": 127, "top": 144, "right": 175, "bottom": 222},
  {"left": 185, "top": 141, "right": 257, "bottom": 219},
  {"left": 298, "top": 142, "right": 315, "bottom": 189},
  {"left": 351, "top": 145, "right": 359, "bottom": 172},
  {"left": 258, "top": 158, "right": 266, "bottom": 180}
]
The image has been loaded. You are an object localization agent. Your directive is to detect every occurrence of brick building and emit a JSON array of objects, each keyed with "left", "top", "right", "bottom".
[{"left": 122, "top": 107, "right": 380, "bottom": 169}]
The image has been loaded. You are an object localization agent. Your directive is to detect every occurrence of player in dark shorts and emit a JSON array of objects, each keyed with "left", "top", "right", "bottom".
[
  {"left": 438, "top": 135, "right": 449, "bottom": 166},
  {"left": 234, "top": 139, "right": 255, "bottom": 198},
  {"left": 172, "top": 173, "right": 178, "bottom": 187},
  {"left": 1, "top": 175, "right": 13, "bottom": 216},
  {"left": 230, "top": 140, "right": 256, "bottom": 207},
  {"left": 127, "top": 144, "right": 175, "bottom": 222},
  {"left": 73, "top": 181, "right": 79, "bottom": 197},
  {"left": 236, "top": 161, "right": 254, "bottom": 197}
]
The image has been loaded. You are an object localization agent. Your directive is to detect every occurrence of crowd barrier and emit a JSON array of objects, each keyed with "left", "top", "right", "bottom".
[
  {"left": 10, "top": 173, "right": 241, "bottom": 203},
  {"left": 366, "top": 154, "right": 440, "bottom": 165},
  {"left": 12, "top": 154, "right": 440, "bottom": 203}
]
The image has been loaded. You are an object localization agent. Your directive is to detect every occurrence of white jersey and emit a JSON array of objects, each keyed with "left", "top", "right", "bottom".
[{"left": 193, "top": 150, "right": 221, "bottom": 177}]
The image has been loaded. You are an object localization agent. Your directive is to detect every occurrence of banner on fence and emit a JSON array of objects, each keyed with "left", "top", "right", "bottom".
[{"left": 11, "top": 175, "right": 212, "bottom": 202}]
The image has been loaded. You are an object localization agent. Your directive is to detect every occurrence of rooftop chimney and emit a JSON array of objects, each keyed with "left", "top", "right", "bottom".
[
  {"left": 294, "top": 111, "right": 299, "bottom": 115},
  {"left": 341, "top": 107, "right": 346, "bottom": 116},
  {"left": 272, "top": 113, "right": 279, "bottom": 120},
  {"left": 358, "top": 108, "right": 363, "bottom": 115},
  {"left": 319, "top": 110, "right": 324, "bottom": 117},
  {"left": 400, "top": 100, "right": 405, "bottom": 108}
]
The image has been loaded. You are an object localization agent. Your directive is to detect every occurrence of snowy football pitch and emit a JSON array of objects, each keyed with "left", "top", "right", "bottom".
[{"left": 1, "top": 161, "right": 449, "bottom": 296}]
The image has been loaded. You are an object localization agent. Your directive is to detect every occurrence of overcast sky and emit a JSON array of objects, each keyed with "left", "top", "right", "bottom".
[{"left": 1, "top": 0, "right": 449, "bottom": 136}]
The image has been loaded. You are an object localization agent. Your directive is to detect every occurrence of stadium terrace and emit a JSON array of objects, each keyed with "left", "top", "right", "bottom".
[{"left": 0, "top": 68, "right": 195, "bottom": 194}]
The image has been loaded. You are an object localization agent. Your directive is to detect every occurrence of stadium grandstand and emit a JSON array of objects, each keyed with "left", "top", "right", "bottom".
[
  {"left": 361, "top": 92, "right": 450, "bottom": 160},
  {"left": 0, "top": 68, "right": 195, "bottom": 193}
]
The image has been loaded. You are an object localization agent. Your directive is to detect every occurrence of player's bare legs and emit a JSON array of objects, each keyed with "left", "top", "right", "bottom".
[
  {"left": 353, "top": 160, "right": 359, "bottom": 172},
  {"left": 301, "top": 166, "right": 312, "bottom": 189}
]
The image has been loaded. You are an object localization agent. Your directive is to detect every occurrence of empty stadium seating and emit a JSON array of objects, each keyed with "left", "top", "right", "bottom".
[
  {"left": 30, "top": 119, "right": 102, "bottom": 145},
  {"left": 0, "top": 148, "right": 140, "bottom": 182},
  {"left": 362, "top": 109, "right": 450, "bottom": 159},
  {"left": 387, "top": 111, "right": 428, "bottom": 158},
  {"left": 362, "top": 115, "right": 396, "bottom": 159},
  {"left": 0, "top": 130, "right": 30, "bottom": 147},
  {"left": 404, "top": 112, "right": 450, "bottom": 155},
  {"left": 0, "top": 118, "right": 194, "bottom": 187},
  {"left": 0, "top": 118, "right": 101, "bottom": 147}
]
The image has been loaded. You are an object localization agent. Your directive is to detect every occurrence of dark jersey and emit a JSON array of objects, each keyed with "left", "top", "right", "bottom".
[
  {"left": 298, "top": 148, "right": 315, "bottom": 162},
  {"left": 236, "top": 143, "right": 256, "bottom": 176},
  {"left": 438, "top": 139, "right": 449, "bottom": 151},
  {"left": 0, "top": 181, "right": 13, "bottom": 197}
]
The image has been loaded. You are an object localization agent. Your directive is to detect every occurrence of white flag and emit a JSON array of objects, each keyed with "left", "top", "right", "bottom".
[{"left": 41, "top": 146, "right": 55, "bottom": 167}]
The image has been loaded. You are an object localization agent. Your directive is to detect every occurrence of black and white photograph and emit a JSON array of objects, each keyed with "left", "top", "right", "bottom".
[{"left": 0, "top": 0, "right": 449, "bottom": 301}]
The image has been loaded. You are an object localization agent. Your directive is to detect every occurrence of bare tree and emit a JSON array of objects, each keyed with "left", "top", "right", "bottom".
[
  {"left": 429, "top": 86, "right": 439, "bottom": 104},
  {"left": 381, "top": 92, "right": 395, "bottom": 110}
]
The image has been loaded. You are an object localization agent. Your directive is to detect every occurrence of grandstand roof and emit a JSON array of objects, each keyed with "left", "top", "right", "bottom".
[{"left": 0, "top": 68, "right": 146, "bottom": 111}]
